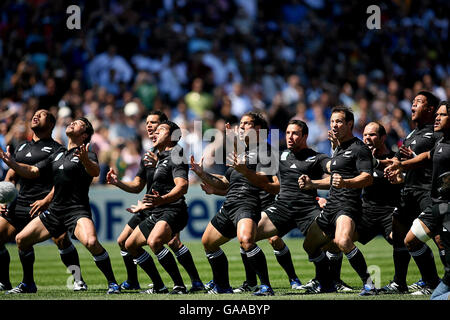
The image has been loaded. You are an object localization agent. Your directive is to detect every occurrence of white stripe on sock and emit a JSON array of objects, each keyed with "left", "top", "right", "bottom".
[
  {"left": 326, "top": 251, "right": 343, "bottom": 260},
  {"left": 58, "top": 244, "right": 75, "bottom": 255},
  {"left": 156, "top": 248, "right": 170, "bottom": 260},
  {"left": 246, "top": 246, "right": 261, "bottom": 258},
  {"left": 273, "top": 245, "right": 289, "bottom": 256},
  {"left": 93, "top": 251, "right": 109, "bottom": 262},
  {"left": 346, "top": 247, "right": 359, "bottom": 260},
  {"left": 133, "top": 251, "right": 150, "bottom": 265},
  {"left": 206, "top": 249, "right": 224, "bottom": 260},
  {"left": 309, "top": 251, "right": 325, "bottom": 263},
  {"left": 409, "top": 245, "right": 428, "bottom": 257},
  {"left": 175, "top": 245, "right": 189, "bottom": 258}
]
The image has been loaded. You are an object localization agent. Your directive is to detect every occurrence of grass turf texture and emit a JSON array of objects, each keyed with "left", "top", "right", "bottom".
[{"left": 0, "top": 237, "right": 444, "bottom": 300}]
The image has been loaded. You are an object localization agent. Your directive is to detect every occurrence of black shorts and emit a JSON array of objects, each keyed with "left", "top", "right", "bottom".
[
  {"left": 1, "top": 202, "right": 35, "bottom": 231},
  {"left": 127, "top": 209, "right": 152, "bottom": 229},
  {"left": 39, "top": 208, "right": 92, "bottom": 239},
  {"left": 139, "top": 203, "right": 188, "bottom": 240},
  {"left": 264, "top": 202, "right": 320, "bottom": 237},
  {"left": 417, "top": 206, "right": 441, "bottom": 236},
  {"left": 356, "top": 205, "right": 394, "bottom": 245},
  {"left": 316, "top": 205, "right": 360, "bottom": 238},
  {"left": 393, "top": 189, "right": 431, "bottom": 227},
  {"left": 211, "top": 203, "right": 261, "bottom": 239}
]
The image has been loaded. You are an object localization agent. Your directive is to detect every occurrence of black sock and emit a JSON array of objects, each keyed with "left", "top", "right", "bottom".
[
  {"left": 392, "top": 246, "right": 410, "bottom": 286},
  {"left": 59, "top": 244, "right": 83, "bottom": 282},
  {"left": 93, "top": 250, "right": 117, "bottom": 284},
  {"left": 308, "top": 250, "right": 332, "bottom": 287},
  {"left": 157, "top": 247, "right": 185, "bottom": 287},
  {"left": 274, "top": 245, "right": 298, "bottom": 281},
  {"left": 240, "top": 247, "right": 257, "bottom": 286},
  {"left": 121, "top": 250, "right": 138, "bottom": 284},
  {"left": 134, "top": 250, "right": 165, "bottom": 289},
  {"left": 19, "top": 249, "right": 35, "bottom": 284},
  {"left": 206, "top": 249, "right": 229, "bottom": 289},
  {"left": 346, "top": 247, "right": 372, "bottom": 286},
  {"left": 246, "top": 246, "right": 271, "bottom": 287},
  {"left": 410, "top": 244, "right": 440, "bottom": 288},
  {"left": 174, "top": 245, "right": 201, "bottom": 283},
  {"left": 0, "top": 246, "right": 11, "bottom": 286},
  {"left": 327, "top": 251, "right": 343, "bottom": 282}
]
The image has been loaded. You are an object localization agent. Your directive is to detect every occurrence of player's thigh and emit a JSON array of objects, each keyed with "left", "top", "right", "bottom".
[
  {"left": 202, "top": 222, "right": 230, "bottom": 252},
  {"left": 335, "top": 214, "right": 356, "bottom": 241},
  {"left": 303, "top": 220, "right": 330, "bottom": 253},
  {"left": 125, "top": 226, "right": 148, "bottom": 251},
  {"left": 0, "top": 216, "right": 17, "bottom": 244},
  {"left": 256, "top": 212, "right": 278, "bottom": 241},
  {"left": 236, "top": 217, "right": 257, "bottom": 244},
  {"left": 117, "top": 224, "right": 135, "bottom": 248},
  {"left": 147, "top": 220, "right": 173, "bottom": 250},
  {"left": 16, "top": 216, "right": 52, "bottom": 248},
  {"left": 74, "top": 217, "right": 99, "bottom": 248},
  {"left": 405, "top": 219, "right": 432, "bottom": 248}
]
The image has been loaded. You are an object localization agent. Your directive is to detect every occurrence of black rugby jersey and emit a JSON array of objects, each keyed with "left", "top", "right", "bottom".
[
  {"left": 362, "top": 151, "right": 402, "bottom": 207},
  {"left": 326, "top": 137, "right": 373, "bottom": 211},
  {"left": 136, "top": 147, "right": 156, "bottom": 193},
  {"left": 36, "top": 147, "right": 97, "bottom": 212},
  {"left": 149, "top": 144, "right": 188, "bottom": 210},
  {"left": 430, "top": 136, "right": 450, "bottom": 203},
  {"left": 277, "top": 148, "right": 329, "bottom": 207},
  {"left": 224, "top": 143, "right": 278, "bottom": 207},
  {"left": 395, "top": 124, "right": 442, "bottom": 191},
  {"left": 13, "top": 138, "right": 62, "bottom": 205}
]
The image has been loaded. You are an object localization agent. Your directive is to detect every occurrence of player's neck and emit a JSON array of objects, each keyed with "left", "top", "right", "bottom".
[
  {"left": 67, "top": 138, "right": 82, "bottom": 150},
  {"left": 32, "top": 131, "right": 51, "bottom": 142},
  {"left": 338, "top": 133, "right": 354, "bottom": 144}
]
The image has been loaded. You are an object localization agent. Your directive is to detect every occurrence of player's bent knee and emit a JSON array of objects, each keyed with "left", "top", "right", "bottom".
[{"left": 410, "top": 219, "right": 431, "bottom": 244}]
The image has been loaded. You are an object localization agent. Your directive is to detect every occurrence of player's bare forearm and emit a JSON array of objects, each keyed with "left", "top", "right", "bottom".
[
  {"left": 342, "top": 172, "right": 373, "bottom": 189},
  {"left": 114, "top": 177, "right": 146, "bottom": 193},
  {"left": 9, "top": 162, "right": 40, "bottom": 179},
  {"left": 310, "top": 176, "right": 331, "bottom": 189},
  {"left": 243, "top": 170, "right": 279, "bottom": 194},
  {"left": 198, "top": 171, "right": 229, "bottom": 190},
  {"left": 5, "top": 169, "right": 18, "bottom": 184},
  {"left": 399, "top": 151, "right": 431, "bottom": 170},
  {"left": 81, "top": 158, "right": 100, "bottom": 177}
]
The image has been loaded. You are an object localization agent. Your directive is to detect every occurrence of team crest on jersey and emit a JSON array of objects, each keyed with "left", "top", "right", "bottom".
[
  {"left": 343, "top": 150, "right": 352, "bottom": 158},
  {"left": 71, "top": 156, "right": 79, "bottom": 163},
  {"left": 41, "top": 147, "right": 52, "bottom": 153},
  {"left": 305, "top": 156, "right": 316, "bottom": 162},
  {"left": 281, "top": 151, "right": 289, "bottom": 161},
  {"left": 406, "top": 129, "right": 415, "bottom": 140},
  {"left": 54, "top": 152, "right": 64, "bottom": 162},
  {"left": 18, "top": 144, "right": 27, "bottom": 152},
  {"left": 373, "top": 171, "right": 378, "bottom": 177},
  {"left": 423, "top": 133, "right": 433, "bottom": 139}
]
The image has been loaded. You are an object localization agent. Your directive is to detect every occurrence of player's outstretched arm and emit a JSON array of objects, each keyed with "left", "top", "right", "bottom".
[
  {"left": 332, "top": 172, "right": 373, "bottom": 189},
  {"left": 143, "top": 177, "right": 188, "bottom": 207},
  {"left": 0, "top": 146, "right": 40, "bottom": 178},
  {"left": 299, "top": 174, "right": 331, "bottom": 190},
  {"left": 106, "top": 168, "right": 146, "bottom": 193},
  {"left": 190, "top": 155, "right": 229, "bottom": 190},
  {"left": 200, "top": 182, "right": 227, "bottom": 196}
]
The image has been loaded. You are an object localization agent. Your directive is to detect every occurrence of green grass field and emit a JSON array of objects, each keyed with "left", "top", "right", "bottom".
[{"left": 0, "top": 237, "right": 444, "bottom": 300}]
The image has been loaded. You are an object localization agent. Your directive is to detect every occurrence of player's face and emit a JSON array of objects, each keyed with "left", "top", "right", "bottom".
[
  {"left": 330, "top": 111, "right": 352, "bottom": 140},
  {"left": 411, "top": 94, "right": 430, "bottom": 122},
  {"left": 146, "top": 115, "right": 161, "bottom": 141},
  {"left": 66, "top": 119, "right": 87, "bottom": 140},
  {"left": 153, "top": 124, "right": 171, "bottom": 148},
  {"left": 238, "top": 115, "right": 258, "bottom": 141},
  {"left": 434, "top": 105, "right": 449, "bottom": 132},
  {"left": 31, "top": 110, "right": 51, "bottom": 131},
  {"left": 285, "top": 124, "right": 306, "bottom": 151},
  {"left": 363, "top": 123, "right": 381, "bottom": 152}
]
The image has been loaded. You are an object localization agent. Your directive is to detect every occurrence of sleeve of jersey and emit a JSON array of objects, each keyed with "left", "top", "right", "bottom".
[
  {"left": 34, "top": 151, "right": 56, "bottom": 172},
  {"left": 172, "top": 162, "right": 189, "bottom": 181},
  {"left": 136, "top": 159, "right": 147, "bottom": 179},
  {"left": 355, "top": 145, "right": 373, "bottom": 174},
  {"left": 317, "top": 154, "right": 331, "bottom": 174}
]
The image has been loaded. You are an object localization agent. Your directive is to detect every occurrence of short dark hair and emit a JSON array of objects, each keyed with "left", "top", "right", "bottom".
[
  {"left": 437, "top": 100, "right": 450, "bottom": 114},
  {"left": 417, "top": 91, "right": 439, "bottom": 109},
  {"left": 159, "top": 120, "right": 181, "bottom": 145},
  {"left": 288, "top": 119, "right": 309, "bottom": 136},
  {"left": 148, "top": 110, "right": 168, "bottom": 122},
  {"left": 78, "top": 117, "right": 94, "bottom": 144},
  {"left": 331, "top": 105, "right": 354, "bottom": 129},
  {"left": 242, "top": 111, "right": 268, "bottom": 130}
]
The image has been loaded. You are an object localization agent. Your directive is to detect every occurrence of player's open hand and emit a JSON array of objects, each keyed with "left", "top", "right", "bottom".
[
  {"left": 29, "top": 198, "right": 50, "bottom": 217},
  {"left": 106, "top": 168, "right": 118, "bottom": 185},
  {"left": 226, "top": 151, "right": 247, "bottom": 174},
  {"left": 200, "top": 182, "right": 216, "bottom": 195},
  {"left": 126, "top": 200, "right": 150, "bottom": 214},
  {"left": 143, "top": 151, "right": 157, "bottom": 168},
  {"left": 0, "top": 146, "right": 14, "bottom": 167},
  {"left": 190, "top": 155, "right": 204, "bottom": 175},
  {"left": 328, "top": 130, "right": 339, "bottom": 149},
  {"left": 143, "top": 189, "right": 163, "bottom": 207},
  {"left": 398, "top": 145, "right": 414, "bottom": 160},
  {"left": 73, "top": 143, "right": 90, "bottom": 163}
]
